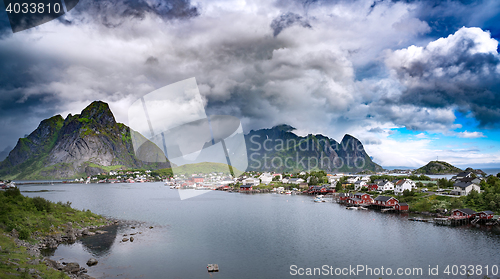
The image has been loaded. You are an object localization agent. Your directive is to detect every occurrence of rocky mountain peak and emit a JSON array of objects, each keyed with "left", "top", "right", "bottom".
[{"left": 80, "top": 101, "right": 116, "bottom": 126}]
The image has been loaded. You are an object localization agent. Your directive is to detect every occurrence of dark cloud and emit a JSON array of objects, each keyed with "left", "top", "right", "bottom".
[
  {"left": 68, "top": 0, "right": 198, "bottom": 27},
  {"left": 368, "top": 127, "right": 384, "bottom": 133},
  {"left": 270, "top": 12, "right": 311, "bottom": 37},
  {"left": 386, "top": 27, "right": 500, "bottom": 127}
]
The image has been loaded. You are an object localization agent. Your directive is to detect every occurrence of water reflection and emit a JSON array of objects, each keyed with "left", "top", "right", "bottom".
[{"left": 79, "top": 224, "right": 119, "bottom": 257}]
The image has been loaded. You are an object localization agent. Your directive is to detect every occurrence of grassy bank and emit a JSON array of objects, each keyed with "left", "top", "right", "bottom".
[
  {"left": 0, "top": 233, "right": 70, "bottom": 278},
  {"left": 0, "top": 187, "right": 110, "bottom": 278}
]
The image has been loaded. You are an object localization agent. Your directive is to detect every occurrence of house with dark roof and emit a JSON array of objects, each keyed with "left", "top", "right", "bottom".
[
  {"left": 347, "top": 197, "right": 363, "bottom": 205},
  {"left": 451, "top": 208, "right": 476, "bottom": 218},
  {"left": 367, "top": 184, "right": 378, "bottom": 191},
  {"left": 338, "top": 193, "right": 353, "bottom": 203},
  {"left": 395, "top": 202, "right": 409, "bottom": 211},
  {"left": 354, "top": 180, "right": 367, "bottom": 190},
  {"left": 451, "top": 171, "right": 473, "bottom": 181},
  {"left": 373, "top": 196, "right": 399, "bottom": 207},
  {"left": 376, "top": 180, "right": 394, "bottom": 192},
  {"left": 240, "top": 184, "right": 253, "bottom": 191},
  {"left": 309, "top": 185, "right": 328, "bottom": 194},
  {"left": 456, "top": 177, "right": 482, "bottom": 185},
  {"left": 477, "top": 211, "right": 495, "bottom": 220},
  {"left": 354, "top": 193, "right": 373, "bottom": 204},
  {"left": 392, "top": 179, "right": 416, "bottom": 194},
  {"left": 452, "top": 181, "right": 481, "bottom": 196}
]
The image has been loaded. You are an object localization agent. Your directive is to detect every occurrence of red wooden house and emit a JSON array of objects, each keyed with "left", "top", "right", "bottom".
[
  {"left": 347, "top": 197, "right": 363, "bottom": 205},
  {"left": 354, "top": 193, "right": 373, "bottom": 204},
  {"left": 240, "top": 185, "right": 253, "bottom": 191},
  {"left": 477, "top": 211, "right": 494, "bottom": 220},
  {"left": 451, "top": 208, "right": 476, "bottom": 218},
  {"left": 367, "top": 184, "right": 378, "bottom": 191},
  {"left": 395, "top": 203, "right": 409, "bottom": 211},
  {"left": 190, "top": 176, "right": 204, "bottom": 183},
  {"left": 309, "top": 185, "right": 328, "bottom": 194},
  {"left": 338, "top": 193, "right": 353, "bottom": 203},
  {"left": 373, "top": 196, "right": 399, "bottom": 207}
]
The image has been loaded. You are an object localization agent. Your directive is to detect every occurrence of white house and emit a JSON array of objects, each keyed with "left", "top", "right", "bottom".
[
  {"left": 377, "top": 180, "right": 394, "bottom": 192},
  {"left": 360, "top": 176, "right": 371, "bottom": 182},
  {"left": 259, "top": 172, "right": 274, "bottom": 185},
  {"left": 452, "top": 181, "right": 481, "bottom": 196},
  {"left": 327, "top": 175, "right": 341, "bottom": 184},
  {"left": 242, "top": 178, "right": 260, "bottom": 186},
  {"left": 393, "top": 179, "right": 416, "bottom": 194},
  {"left": 288, "top": 178, "right": 305, "bottom": 185},
  {"left": 354, "top": 180, "right": 367, "bottom": 191},
  {"left": 346, "top": 176, "right": 359, "bottom": 184}
]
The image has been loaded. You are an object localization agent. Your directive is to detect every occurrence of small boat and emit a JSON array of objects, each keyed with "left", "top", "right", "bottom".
[
  {"left": 358, "top": 207, "right": 368, "bottom": 210},
  {"left": 285, "top": 191, "right": 292, "bottom": 195},
  {"left": 346, "top": 206, "right": 358, "bottom": 210},
  {"left": 314, "top": 197, "right": 326, "bottom": 202}
]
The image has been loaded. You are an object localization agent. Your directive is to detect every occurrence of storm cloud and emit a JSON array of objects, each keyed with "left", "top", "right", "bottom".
[
  {"left": 0, "top": 0, "right": 499, "bottom": 167},
  {"left": 386, "top": 27, "right": 500, "bottom": 127}
]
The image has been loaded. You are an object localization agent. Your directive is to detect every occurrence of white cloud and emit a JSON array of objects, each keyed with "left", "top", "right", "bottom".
[{"left": 456, "top": 131, "right": 486, "bottom": 139}]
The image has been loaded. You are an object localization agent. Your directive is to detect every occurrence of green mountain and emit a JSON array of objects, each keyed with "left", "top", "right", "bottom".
[
  {"left": 245, "top": 124, "right": 383, "bottom": 173},
  {"left": 0, "top": 101, "right": 171, "bottom": 180},
  {"left": 414, "top": 161, "right": 462, "bottom": 175}
]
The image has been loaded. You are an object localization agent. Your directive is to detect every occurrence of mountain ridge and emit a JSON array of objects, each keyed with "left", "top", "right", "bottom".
[
  {"left": 245, "top": 124, "right": 383, "bottom": 173},
  {"left": 0, "top": 101, "right": 171, "bottom": 180}
]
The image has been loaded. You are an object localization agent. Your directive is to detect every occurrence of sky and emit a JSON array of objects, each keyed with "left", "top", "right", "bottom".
[{"left": 0, "top": 0, "right": 500, "bottom": 169}]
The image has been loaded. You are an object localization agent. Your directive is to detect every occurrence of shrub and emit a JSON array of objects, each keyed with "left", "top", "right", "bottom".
[
  {"left": 32, "top": 197, "right": 52, "bottom": 212},
  {"left": 3, "top": 187, "right": 21, "bottom": 198},
  {"left": 18, "top": 228, "right": 30, "bottom": 240}
]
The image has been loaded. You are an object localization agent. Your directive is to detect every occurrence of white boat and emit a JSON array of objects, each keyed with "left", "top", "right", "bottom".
[
  {"left": 359, "top": 207, "right": 368, "bottom": 210},
  {"left": 346, "top": 206, "right": 358, "bottom": 210},
  {"left": 314, "top": 197, "right": 326, "bottom": 202},
  {"left": 285, "top": 191, "right": 292, "bottom": 195}
]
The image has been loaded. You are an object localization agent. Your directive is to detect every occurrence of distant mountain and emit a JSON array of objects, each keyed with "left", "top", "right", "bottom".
[
  {"left": 414, "top": 161, "right": 462, "bottom": 175},
  {"left": 0, "top": 101, "right": 171, "bottom": 180},
  {"left": 245, "top": 124, "right": 383, "bottom": 173},
  {"left": 464, "top": 167, "right": 487, "bottom": 177}
]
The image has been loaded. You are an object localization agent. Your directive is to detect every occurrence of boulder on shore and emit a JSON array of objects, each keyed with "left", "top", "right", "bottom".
[
  {"left": 87, "top": 258, "right": 98, "bottom": 266},
  {"left": 62, "top": 262, "right": 80, "bottom": 274}
]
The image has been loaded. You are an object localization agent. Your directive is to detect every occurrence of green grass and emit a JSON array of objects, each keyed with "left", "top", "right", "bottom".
[
  {"left": 0, "top": 233, "right": 71, "bottom": 278},
  {"left": 0, "top": 187, "right": 109, "bottom": 278},
  {"left": 0, "top": 188, "right": 108, "bottom": 241},
  {"left": 86, "top": 162, "right": 126, "bottom": 172}
]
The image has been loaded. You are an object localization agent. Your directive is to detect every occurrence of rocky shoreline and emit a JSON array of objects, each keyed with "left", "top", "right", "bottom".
[{"left": 8, "top": 218, "right": 120, "bottom": 279}]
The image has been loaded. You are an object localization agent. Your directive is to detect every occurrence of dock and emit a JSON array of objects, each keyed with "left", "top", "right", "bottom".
[{"left": 207, "top": 264, "right": 219, "bottom": 272}]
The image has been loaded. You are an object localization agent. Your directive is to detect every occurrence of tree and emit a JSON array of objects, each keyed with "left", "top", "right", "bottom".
[{"left": 335, "top": 182, "right": 343, "bottom": 193}]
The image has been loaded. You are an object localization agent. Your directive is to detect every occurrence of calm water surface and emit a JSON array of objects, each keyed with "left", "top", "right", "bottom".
[{"left": 20, "top": 183, "right": 500, "bottom": 278}]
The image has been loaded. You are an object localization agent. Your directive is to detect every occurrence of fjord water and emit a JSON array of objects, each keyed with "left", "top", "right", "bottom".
[{"left": 20, "top": 183, "right": 500, "bottom": 278}]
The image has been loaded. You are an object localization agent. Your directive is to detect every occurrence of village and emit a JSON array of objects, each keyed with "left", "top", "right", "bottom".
[{"left": 3, "top": 168, "right": 499, "bottom": 227}]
